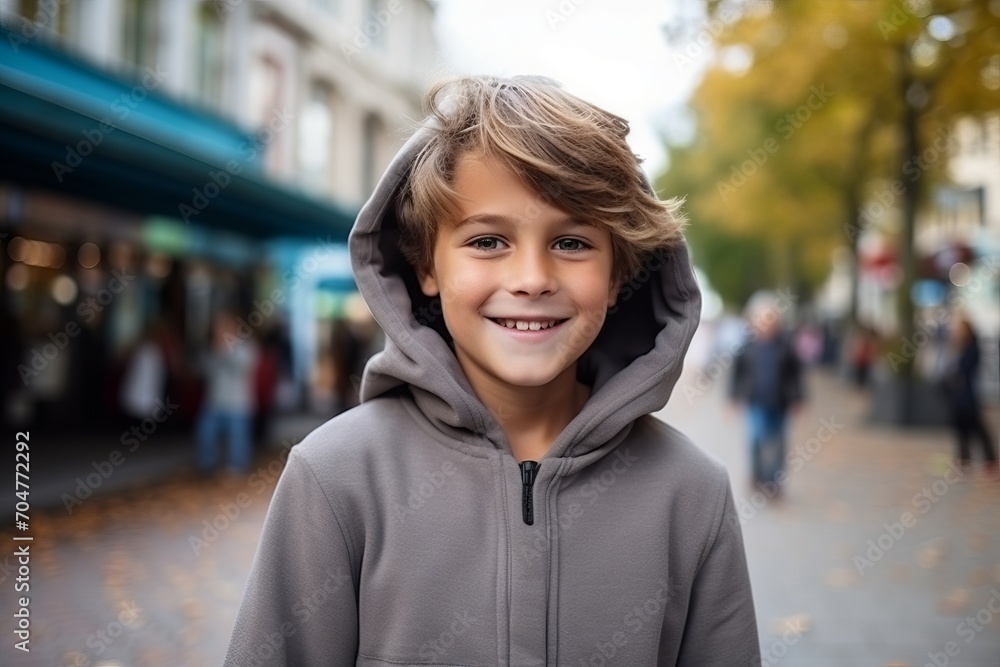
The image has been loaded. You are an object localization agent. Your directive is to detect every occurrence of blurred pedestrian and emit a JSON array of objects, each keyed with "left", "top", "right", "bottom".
[
  {"left": 330, "top": 317, "right": 363, "bottom": 415},
  {"left": 119, "top": 322, "right": 167, "bottom": 422},
  {"left": 119, "top": 318, "right": 184, "bottom": 422},
  {"left": 331, "top": 293, "right": 382, "bottom": 415},
  {"left": 730, "top": 291, "right": 805, "bottom": 496},
  {"left": 941, "top": 315, "right": 998, "bottom": 478},
  {"left": 194, "top": 312, "right": 258, "bottom": 475},
  {"left": 847, "top": 325, "right": 877, "bottom": 389},
  {"left": 793, "top": 320, "right": 822, "bottom": 366},
  {"left": 253, "top": 325, "right": 281, "bottom": 444}
]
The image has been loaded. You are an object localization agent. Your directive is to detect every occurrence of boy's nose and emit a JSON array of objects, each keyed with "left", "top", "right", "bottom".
[{"left": 505, "top": 247, "right": 558, "bottom": 297}]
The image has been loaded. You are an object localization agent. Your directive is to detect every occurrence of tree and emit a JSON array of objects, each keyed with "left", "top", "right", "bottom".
[{"left": 659, "top": 0, "right": 1000, "bottom": 412}]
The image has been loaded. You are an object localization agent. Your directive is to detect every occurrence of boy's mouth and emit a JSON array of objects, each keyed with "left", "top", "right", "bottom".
[{"left": 486, "top": 317, "right": 570, "bottom": 332}]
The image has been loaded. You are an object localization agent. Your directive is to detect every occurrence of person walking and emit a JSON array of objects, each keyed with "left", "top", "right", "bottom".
[
  {"left": 730, "top": 291, "right": 805, "bottom": 496},
  {"left": 942, "top": 314, "right": 998, "bottom": 479},
  {"left": 194, "top": 312, "right": 258, "bottom": 475}
]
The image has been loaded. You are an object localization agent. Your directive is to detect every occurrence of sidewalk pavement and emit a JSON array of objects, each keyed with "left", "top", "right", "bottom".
[
  {"left": 1, "top": 369, "right": 998, "bottom": 666},
  {"left": 1, "top": 412, "right": 330, "bottom": 520},
  {"left": 1, "top": 413, "right": 330, "bottom": 667},
  {"left": 658, "top": 365, "right": 1000, "bottom": 667}
]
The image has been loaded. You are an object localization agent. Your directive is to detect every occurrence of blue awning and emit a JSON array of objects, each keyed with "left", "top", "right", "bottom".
[{"left": 0, "top": 25, "right": 357, "bottom": 241}]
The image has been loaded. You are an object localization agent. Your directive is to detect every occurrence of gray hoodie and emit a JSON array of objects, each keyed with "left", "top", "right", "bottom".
[{"left": 223, "top": 126, "right": 760, "bottom": 666}]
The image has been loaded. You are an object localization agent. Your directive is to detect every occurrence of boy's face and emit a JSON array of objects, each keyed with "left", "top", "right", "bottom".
[{"left": 416, "top": 153, "right": 620, "bottom": 392}]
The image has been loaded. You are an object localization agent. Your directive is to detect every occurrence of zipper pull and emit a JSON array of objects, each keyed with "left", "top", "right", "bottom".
[{"left": 519, "top": 460, "right": 540, "bottom": 525}]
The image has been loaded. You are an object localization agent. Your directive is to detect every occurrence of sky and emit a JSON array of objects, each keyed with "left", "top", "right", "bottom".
[{"left": 429, "top": 0, "right": 715, "bottom": 182}]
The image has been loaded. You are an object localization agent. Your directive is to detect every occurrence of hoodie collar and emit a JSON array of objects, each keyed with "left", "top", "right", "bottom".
[{"left": 349, "top": 126, "right": 702, "bottom": 461}]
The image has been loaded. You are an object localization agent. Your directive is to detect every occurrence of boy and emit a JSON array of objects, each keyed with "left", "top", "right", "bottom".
[{"left": 224, "top": 75, "right": 760, "bottom": 666}]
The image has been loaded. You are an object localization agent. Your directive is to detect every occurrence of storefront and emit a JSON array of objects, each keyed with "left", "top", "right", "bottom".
[{"left": 0, "top": 25, "right": 356, "bottom": 432}]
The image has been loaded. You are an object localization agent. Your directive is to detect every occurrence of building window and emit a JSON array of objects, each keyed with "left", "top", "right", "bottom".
[
  {"left": 362, "top": 113, "right": 384, "bottom": 197},
  {"left": 250, "top": 55, "right": 287, "bottom": 175},
  {"left": 121, "top": 0, "right": 157, "bottom": 70},
  {"left": 309, "top": 0, "right": 339, "bottom": 15},
  {"left": 365, "top": 0, "right": 389, "bottom": 51},
  {"left": 195, "top": 1, "right": 226, "bottom": 109},
  {"left": 300, "top": 82, "right": 334, "bottom": 193},
  {"left": 12, "top": 0, "right": 76, "bottom": 42}
]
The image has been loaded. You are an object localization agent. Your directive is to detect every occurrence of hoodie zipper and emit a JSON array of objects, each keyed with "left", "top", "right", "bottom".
[{"left": 519, "top": 461, "right": 540, "bottom": 525}]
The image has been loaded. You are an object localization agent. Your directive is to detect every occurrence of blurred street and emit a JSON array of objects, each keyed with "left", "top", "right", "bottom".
[
  {"left": 1, "top": 367, "right": 997, "bottom": 666},
  {"left": 660, "top": 365, "right": 1000, "bottom": 667}
]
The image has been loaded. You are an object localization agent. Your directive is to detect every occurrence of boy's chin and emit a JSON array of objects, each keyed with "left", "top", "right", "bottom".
[{"left": 491, "top": 366, "right": 573, "bottom": 390}]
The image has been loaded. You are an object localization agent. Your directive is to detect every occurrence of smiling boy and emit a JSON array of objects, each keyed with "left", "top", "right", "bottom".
[
  {"left": 415, "top": 153, "right": 615, "bottom": 464},
  {"left": 225, "top": 75, "right": 760, "bottom": 666}
]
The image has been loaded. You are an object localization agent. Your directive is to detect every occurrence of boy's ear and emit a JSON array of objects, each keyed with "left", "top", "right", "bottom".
[
  {"left": 608, "top": 274, "right": 623, "bottom": 308},
  {"left": 416, "top": 262, "right": 440, "bottom": 298}
]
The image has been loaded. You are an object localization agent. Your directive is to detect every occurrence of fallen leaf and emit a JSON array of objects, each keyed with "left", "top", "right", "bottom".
[
  {"left": 916, "top": 540, "right": 948, "bottom": 570},
  {"left": 969, "top": 567, "right": 992, "bottom": 586},
  {"left": 938, "top": 587, "right": 972, "bottom": 615},
  {"left": 890, "top": 563, "right": 912, "bottom": 584},
  {"left": 768, "top": 613, "right": 812, "bottom": 636},
  {"left": 825, "top": 568, "right": 860, "bottom": 588}
]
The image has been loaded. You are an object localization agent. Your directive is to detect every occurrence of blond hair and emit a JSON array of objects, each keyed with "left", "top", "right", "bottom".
[{"left": 396, "top": 75, "right": 686, "bottom": 288}]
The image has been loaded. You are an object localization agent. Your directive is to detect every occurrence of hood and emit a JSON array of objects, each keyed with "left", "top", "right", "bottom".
[{"left": 349, "top": 125, "right": 702, "bottom": 461}]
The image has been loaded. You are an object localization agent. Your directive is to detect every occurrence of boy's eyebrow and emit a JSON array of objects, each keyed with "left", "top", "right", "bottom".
[{"left": 452, "top": 213, "right": 596, "bottom": 229}]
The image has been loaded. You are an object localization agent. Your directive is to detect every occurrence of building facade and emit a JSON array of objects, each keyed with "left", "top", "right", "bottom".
[
  {"left": 2, "top": 0, "right": 436, "bottom": 203},
  {"left": 0, "top": 0, "right": 438, "bottom": 431}
]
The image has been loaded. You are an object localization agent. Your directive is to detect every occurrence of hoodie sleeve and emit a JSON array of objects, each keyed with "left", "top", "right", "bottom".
[
  {"left": 675, "top": 476, "right": 761, "bottom": 665},
  {"left": 223, "top": 447, "right": 359, "bottom": 666}
]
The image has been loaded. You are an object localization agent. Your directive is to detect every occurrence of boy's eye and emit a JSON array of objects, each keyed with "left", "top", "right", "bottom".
[
  {"left": 470, "top": 236, "right": 505, "bottom": 251},
  {"left": 555, "top": 238, "right": 590, "bottom": 252}
]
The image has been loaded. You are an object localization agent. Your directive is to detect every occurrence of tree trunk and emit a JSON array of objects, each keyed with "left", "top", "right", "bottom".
[
  {"left": 896, "top": 43, "right": 920, "bottom": 422},
  {"left": 845, "top": 116, "right": 876, "bottom": 328}
]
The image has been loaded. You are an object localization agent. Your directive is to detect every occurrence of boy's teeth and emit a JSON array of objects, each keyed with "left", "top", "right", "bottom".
[{"left": 493, "top": 318, "right": 561, "bottom": 330}]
